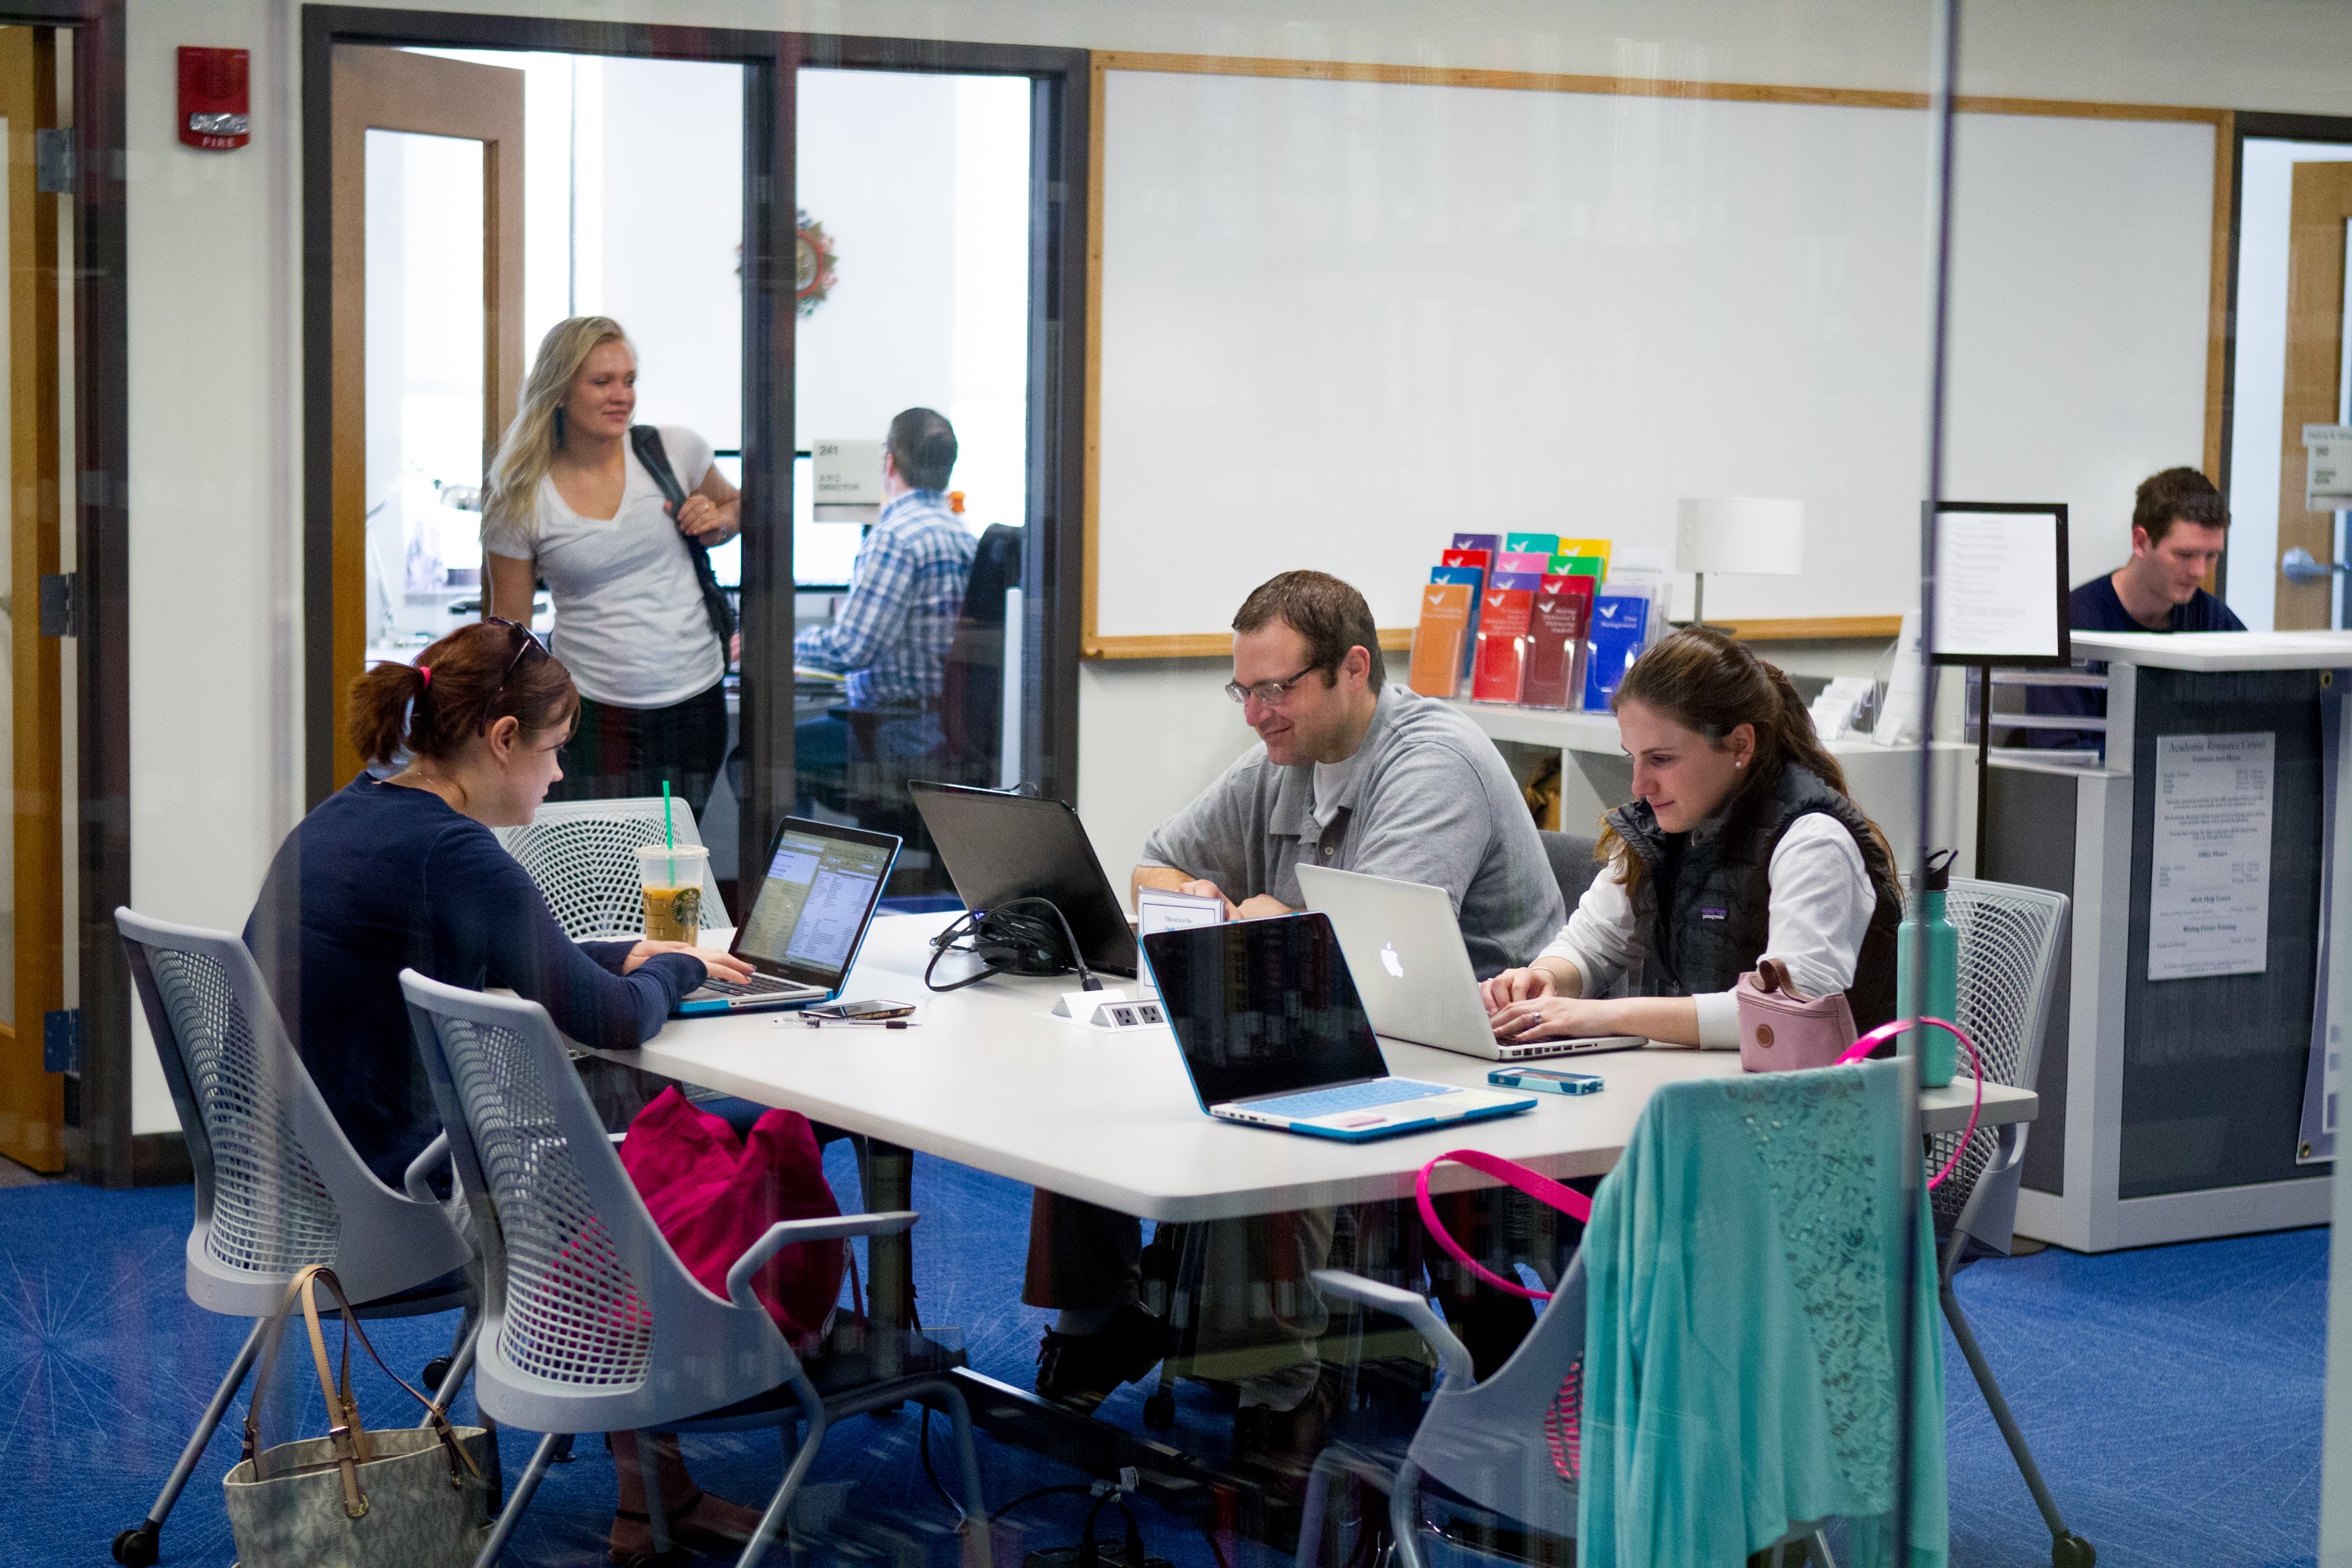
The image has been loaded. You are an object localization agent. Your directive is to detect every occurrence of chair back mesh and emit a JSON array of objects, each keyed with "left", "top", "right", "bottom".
[
  {"left": 496, "top": 798, "right": 726, "bottom": 940},
  {"left": 1926, "top": 877, "right": 2067, "bottom": 1229},
  {"left": 141, "top": 942, "right": 342, "bottom": 1276},
  {"left": 431, "top": 1008, "right": 656, "bottom": 1389}
]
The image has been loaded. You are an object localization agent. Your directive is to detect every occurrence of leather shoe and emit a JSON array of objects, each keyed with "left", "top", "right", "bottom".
[{"left": 1035, "top": 1304, "right": 1173, "bottom": 1412}]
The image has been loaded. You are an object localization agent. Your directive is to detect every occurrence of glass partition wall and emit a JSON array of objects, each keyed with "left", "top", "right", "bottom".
[{"left": 297, "top": 7, "right": 1970, "bottom": 1565}]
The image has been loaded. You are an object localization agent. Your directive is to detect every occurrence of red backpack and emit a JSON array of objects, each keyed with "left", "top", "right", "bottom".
[{"left": 619, "top": 1088, "right": 847, "bottom": 1352}]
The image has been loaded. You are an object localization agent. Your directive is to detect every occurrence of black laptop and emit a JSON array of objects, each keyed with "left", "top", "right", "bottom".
[{"left": 909, "top": 782, "right": 1139, "bottom": 977}]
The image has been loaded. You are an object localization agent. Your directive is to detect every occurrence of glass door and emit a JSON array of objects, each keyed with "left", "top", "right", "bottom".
[{"left": 325, "top": 46, "right": 524, "bottom": 793}]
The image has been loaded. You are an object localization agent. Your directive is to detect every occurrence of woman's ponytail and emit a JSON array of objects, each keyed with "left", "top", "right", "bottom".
[{"left": 346, "top": 660, "right": 429, "bottom": 768}]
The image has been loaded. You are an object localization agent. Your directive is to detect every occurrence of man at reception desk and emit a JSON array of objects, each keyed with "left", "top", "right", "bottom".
[{"left": 2027, "top": 466, "right": 2245, "bottom": 754}]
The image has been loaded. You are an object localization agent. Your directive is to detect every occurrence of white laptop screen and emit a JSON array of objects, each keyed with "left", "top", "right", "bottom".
[
  {"left": 1145, "top": 913, "right": 1388, "bottom": 1109},
  {"left": 734, "top": 822, "right": 896, "bottom": 986}
]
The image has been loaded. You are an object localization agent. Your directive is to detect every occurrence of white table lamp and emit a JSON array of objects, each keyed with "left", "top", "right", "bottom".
[{"left": 1675, "top": 497, "right": 1806, "bottom": 626}]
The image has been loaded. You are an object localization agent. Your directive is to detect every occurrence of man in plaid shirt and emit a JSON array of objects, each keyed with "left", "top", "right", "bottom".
[{"left": 794, "top": 408, "right": 978, "bottom": 808}]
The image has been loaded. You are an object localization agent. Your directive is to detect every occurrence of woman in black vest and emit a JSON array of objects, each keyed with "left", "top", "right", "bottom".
[{"left": 1483, "top": 626, "right": 1902, "bottom": 1044}]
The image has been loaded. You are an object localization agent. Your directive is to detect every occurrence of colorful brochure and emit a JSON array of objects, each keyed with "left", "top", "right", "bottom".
[
  {"left": 1450, "top": 532, "right": 1502, "bottom": 558},
  {"left": 1408, "top": 581, "right": 1475, "bottom": 698},
  {"left": 1556, "top": 537, "right": 1613, "bottom": 574},
  {"left": 1440, "top": 547, "right": 1492, "bottom": 583},
  {"left": 1432, "top": 564, "right": 1486, "bottom": 677},
  {"left": 1583, "top": 593, "right": 1651, "bottom": 710},
  {"left": 1549, "top": 554, "right": 1607, "bottom": 579},
  {"left": 1522, "top": 579, "right": 1595, "bottom": 709},
  {"left": 1471, "top": 586, "right": 1535, "bottom": 703},
  {"left": 1504, "top": 532, "right": 1560, "bottom": 557},
  {"left": 1489, "top": 571, "right": 1544, "bottom": 592},
  {"left": 1498, "top": 550, "right": 1553, "bottom": 577}
]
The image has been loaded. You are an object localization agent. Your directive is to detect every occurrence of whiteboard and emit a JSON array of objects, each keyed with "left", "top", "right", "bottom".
[{"left": 1093, "top": 70, "right": 2215, "bottom": 638}]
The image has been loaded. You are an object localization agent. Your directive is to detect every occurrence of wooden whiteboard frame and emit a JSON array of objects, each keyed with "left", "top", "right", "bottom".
[{"left": 1080, "top": 50, "right": 2234, "bottom": 659}]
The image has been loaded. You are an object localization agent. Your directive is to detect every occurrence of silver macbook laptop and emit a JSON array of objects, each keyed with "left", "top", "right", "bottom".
[
  {"left": 673, "top": 817, "right": 899, "bottom": 1016},
  {"left": 1294, "top": 864, "right": 1645, "bottom": 1062},
  {"left": 1142, "top": 912, "right": 1535, "bottom": 1142}
]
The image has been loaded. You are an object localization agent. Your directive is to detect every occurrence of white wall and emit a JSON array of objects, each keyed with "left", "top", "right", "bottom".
[{"left": 118, "top": 0, "right": 2352, "bottom": 1137}]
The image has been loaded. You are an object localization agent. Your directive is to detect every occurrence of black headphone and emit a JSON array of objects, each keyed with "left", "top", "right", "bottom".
[{"left": 924, "top": 896, "right": 1100, "bottom": 993}]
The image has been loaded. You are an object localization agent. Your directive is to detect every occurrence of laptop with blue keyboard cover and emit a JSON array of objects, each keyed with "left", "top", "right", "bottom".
[
  {"left": 672, "top": 816, "right": 898, "bottom": 1016},
  {"left": 1142, "top": 913, "right": 1537, "bottom": 1142}
]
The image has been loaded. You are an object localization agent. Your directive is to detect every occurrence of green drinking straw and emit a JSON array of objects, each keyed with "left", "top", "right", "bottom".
[{"left": 662, "top": 781, "right": 677, "bottom": 886}]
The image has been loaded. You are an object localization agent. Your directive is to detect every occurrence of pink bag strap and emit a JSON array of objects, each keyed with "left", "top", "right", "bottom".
[
  {"left": 1840, "top": 1014, "right": 1985, "bottom": 1189},
  {"left": 1415, "top": 1149, "right": 1592, "bottom": 1301},
  {"left": 1412, "top": 1015, "right": 1987, "bottom": 1298}
]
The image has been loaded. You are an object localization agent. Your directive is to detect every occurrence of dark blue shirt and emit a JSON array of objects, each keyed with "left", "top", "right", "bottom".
[
  {"left": 243, "top": 774, "right": 706, "bottom": 1185},
  {"left": 2022, "top": 571, "right": 2246, "bottom": 753}
]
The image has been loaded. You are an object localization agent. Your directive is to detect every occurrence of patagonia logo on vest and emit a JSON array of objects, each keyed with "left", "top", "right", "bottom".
[{"left": 1700, "top": 906, "right": 1729, "bottom": 921}]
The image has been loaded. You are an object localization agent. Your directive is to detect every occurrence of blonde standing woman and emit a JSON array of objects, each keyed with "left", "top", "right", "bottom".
[{"left": 482, "top": 316, "right": 742, "bottom": 812}]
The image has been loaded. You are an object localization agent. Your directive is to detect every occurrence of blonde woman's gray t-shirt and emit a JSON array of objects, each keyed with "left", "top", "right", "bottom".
[
  {"left": 1140, "top": 686, "right": 1565, "bottom": 978},
  {"left": 481, "top": 423, "right": 723, "bottom": 709}
]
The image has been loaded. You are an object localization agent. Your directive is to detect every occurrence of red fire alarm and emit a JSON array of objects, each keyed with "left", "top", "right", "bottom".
[{"left": 178, "top": 46, "right": 249, "bottom": 151}]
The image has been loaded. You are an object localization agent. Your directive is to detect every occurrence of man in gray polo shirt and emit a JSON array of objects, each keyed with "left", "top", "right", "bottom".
[{"left": 1025, "top": 570, "right": 1563, "bottom": 1485}]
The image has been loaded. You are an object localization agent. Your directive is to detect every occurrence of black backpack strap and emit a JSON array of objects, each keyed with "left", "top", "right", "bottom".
[{"left": 630, "top": 423, "right": 737, "bottom": 658}]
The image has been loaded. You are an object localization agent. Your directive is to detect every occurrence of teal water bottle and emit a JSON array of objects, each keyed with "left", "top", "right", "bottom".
[{"left": 1897, "top": 848, "right": 1961, "bottom": 1087}]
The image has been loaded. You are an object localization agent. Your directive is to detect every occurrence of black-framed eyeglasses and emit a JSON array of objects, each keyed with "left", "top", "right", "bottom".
[
  {"left": 481, "top": 615, "right": 549, "bottom": 735},
  {"left": 1224, "top": 662, "right": 1327, "bottom": 707}
]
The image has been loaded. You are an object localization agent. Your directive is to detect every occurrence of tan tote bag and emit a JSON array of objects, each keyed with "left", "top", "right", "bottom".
[{"left": 222, "top": 1265, "right": 493, "bottom": 1568}]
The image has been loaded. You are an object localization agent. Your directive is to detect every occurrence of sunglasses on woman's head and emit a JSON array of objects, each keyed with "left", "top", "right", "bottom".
[{"left": 481, "top": 615, "right": 550, "bottom": 735}]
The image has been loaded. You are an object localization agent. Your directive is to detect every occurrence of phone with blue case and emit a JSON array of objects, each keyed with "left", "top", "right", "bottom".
[{"left": 1487, "top": 1066, "right": 1606, "bottom": 1094}]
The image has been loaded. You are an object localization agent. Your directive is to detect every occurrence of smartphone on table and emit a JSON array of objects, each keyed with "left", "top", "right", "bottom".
[
  {"left": 802, "top": 999, "right": 916, "bottom": 1022},
  {"left": 1486, "top": 1066, "right": 1606, "bottom": 1095}
]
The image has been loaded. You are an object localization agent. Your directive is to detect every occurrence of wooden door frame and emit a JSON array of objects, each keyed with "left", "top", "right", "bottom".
[
  {"left": 2228, "top": 113, "right": 2352, "bottom": 627},
  {"left": 0, "top": 24, "right": 61, "bottom": 1173},
  {"left": 324, "top": 47, "right": 524, "bottom": 789},
  {"left": 300, "top": 6, "right": 1091, "bottom": 898}
]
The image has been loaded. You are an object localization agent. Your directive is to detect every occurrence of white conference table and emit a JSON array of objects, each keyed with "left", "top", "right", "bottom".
[{"left": 595, "top": 913, "right": 2038, "bottom": 1224}]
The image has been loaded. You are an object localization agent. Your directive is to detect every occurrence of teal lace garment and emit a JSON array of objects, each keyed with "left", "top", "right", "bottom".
[{"left": 1574, "top": 1060, "right": 1948, "bottom": 1566}]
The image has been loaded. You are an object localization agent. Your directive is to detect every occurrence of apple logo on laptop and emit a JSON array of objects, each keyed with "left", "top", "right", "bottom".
[{"left": 1381, "top": 942, "right": 1404, "bottom": 978}]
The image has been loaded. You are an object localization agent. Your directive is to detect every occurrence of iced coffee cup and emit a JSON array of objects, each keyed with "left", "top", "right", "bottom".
[{"left": 636, "top": 844, "right": 710, "bottom": 943}]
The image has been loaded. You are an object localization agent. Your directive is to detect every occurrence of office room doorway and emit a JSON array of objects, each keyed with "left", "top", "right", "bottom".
[{"left": 304, "top": 13, "right": 1090, "bottom": 919}]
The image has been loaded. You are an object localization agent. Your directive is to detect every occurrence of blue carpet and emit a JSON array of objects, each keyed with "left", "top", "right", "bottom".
[{"left": 0, "top": 1158, "right": 2325, "bottom": 1566}]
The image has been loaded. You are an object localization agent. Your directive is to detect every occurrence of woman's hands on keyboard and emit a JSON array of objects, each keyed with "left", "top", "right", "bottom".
[{"left": 625, "top": 940, "right": 755, "bottom": 984}]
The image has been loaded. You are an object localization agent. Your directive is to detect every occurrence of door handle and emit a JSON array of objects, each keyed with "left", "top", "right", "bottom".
[{"left": 2281, "top": 546, "right": 2351, "bottom": 584}]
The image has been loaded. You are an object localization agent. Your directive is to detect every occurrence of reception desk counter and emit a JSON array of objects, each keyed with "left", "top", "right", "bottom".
[{"left": 1995, "top": 630, "right": 2352, "bottom": 1251}]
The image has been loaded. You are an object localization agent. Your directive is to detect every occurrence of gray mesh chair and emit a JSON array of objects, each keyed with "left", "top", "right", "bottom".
[
  {"left": 1929, "top": 877, "right": 2092, "bottom": 1568},
  {"left": 495, "top": 797, "right": 730, "bottom": 940},
  {"left": 1299, "top": 1081, "right": 1871, "bottom": 1566},
  {"left": 1537, "top": 829, "right": 1602, "bottom": 913},
  {"left": 400, "top": 971, "right": 990, "bottom": 1568},
  {"left": 111, "top": 909, "right": 477, "bottom": 1568}
]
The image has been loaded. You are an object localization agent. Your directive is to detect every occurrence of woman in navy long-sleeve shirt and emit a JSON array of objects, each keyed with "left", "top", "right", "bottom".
[{"left": 243, "top": 617, "right": 762, "bottom": 1559}]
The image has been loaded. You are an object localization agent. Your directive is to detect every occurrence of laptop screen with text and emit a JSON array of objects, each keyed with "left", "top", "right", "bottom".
[
  {"left": 1145, "top": 913, "right": 1389, "bottom": 1109},
  {"left": 734, "top": 820, "right": 897, "bottom": 987}
]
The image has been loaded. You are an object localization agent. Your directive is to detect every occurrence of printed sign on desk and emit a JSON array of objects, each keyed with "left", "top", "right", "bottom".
[{"left": 2148, "top": 731, "right": 2275, "bottom": 982}]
